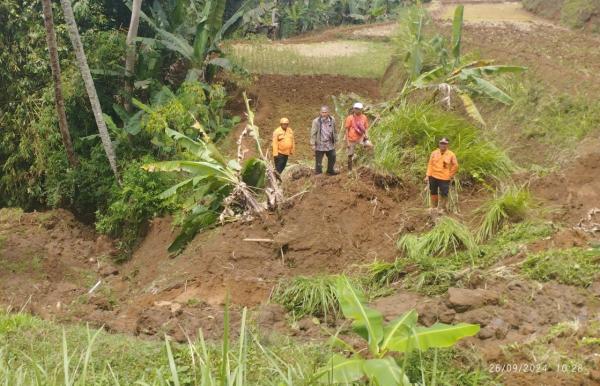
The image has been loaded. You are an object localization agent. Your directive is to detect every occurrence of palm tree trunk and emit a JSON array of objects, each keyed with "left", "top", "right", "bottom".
[
  {"left": 41, "top": 0, "right": 78, "bottom": 167},
  {"left": 59, "top": 0, "right": 119, "bottom": 181},
  {"left": 124, "top": 0, "right": 143, "bottom": 113}
]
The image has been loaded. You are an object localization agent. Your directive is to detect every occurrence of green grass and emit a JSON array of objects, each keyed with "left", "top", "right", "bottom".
[
  {"left": 0, "top": 310, "right": 326, "bottom": 385},
  {"left": 398, "top": 216, "right": 478, "bottom": 259},
  {"left": 503, "top": 77, "right": 600, "bottom": 148},
  {"left": 368, "top": 222, "right": 554, "bottom": 295},
  {"left": 369, "top": 104, "right": 515, "bottom": 182},
  {"left": 476, "top": 186, "right": 533, "bottom": 241},
  {"left": 522, "top": 247, "right": 600, "bottom": 287},
  {"left": 271, "top": 275, "right": 348, "bottom": 321},
  {"left": 224, "top": 41, "right": 394, "bottom": 78}
]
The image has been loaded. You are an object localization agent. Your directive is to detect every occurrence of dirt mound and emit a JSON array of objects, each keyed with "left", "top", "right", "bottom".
[
  {"left": 233, "top": 74, "right": 380, "bottom": 160},
  {"left": 534, "top": 138, "right": 600, "bottom": 224}
]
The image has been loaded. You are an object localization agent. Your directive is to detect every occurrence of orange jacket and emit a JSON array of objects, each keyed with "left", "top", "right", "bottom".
[
  {"left": 345, "top": 114, "right": 369, "bottom": 143},
  {"left": 426, "top": 149, "right": 458, "bottom": 181},
  {"left": 272, "top": 127, "right": 295, "bottom": 156}
]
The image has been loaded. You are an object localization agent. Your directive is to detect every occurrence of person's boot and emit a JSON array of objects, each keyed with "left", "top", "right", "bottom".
[
  {"left": 429, "top": 195, "right": 438, "bottom": 215},
  {"left": 438, "top": 196, "right": 447, "bottom": 214},
  {"left": 347, "top": 156, "right": 353, "bottom": 172}
]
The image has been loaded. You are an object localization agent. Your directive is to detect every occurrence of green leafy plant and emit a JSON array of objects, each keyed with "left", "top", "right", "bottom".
[
  {"left": 314, "top": 277, "right": 480, "bottom": 385},
  {"left": 476, "top": 185, "right": 533, "bottom": 241},
  {"left": 143, "top": 93, "right": 281, "bottom": 254},
  {"left": 140, "top": 0, "right": 250, "bottom": 81},
  {"left": 391, "top": 5, "right": 526, "bottom": 126}
]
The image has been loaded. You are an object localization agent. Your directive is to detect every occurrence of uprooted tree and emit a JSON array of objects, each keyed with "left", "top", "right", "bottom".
[{"left": 143, "top": 92, "right": 282, "bottom": 254}]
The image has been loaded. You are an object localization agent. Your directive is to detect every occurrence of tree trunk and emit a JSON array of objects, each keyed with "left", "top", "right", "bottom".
[
  {"left": 60, "top": 0, "right": 120, "bottom": 181},
  {"left": 124, "top": 0, "right": 142, "bottom": 113},
  {"left": 41, "top": 0, "right": 78, "bottom": 167}
]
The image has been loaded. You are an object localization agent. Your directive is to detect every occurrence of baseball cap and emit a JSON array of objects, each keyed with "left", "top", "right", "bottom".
[
  {"left": 439, "top": 137, "right": 450, "bottom": 144},
  {"left": 353, "top": 102, "right": 364, "bottom": 109},
  {"left": 280, "top": 117, "right": 289, "bottom": 124}
]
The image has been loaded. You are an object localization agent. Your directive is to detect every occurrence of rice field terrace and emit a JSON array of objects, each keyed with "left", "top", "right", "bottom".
[{"left": 1, "top": 0, "right": 600, "bottom": 385}]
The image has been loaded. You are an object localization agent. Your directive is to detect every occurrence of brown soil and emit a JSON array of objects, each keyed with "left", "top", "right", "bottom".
[{"left": 533, "top": 138, "right": 600, "bottom": 224}]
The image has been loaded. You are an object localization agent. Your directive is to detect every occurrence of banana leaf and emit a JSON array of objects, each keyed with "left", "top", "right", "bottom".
[
  {"left": 459, "top": 93, "right": 485, "bottom": 126},
  {"left": 336, "top": 277, "right": 384, "bottom": 354},
  {"left": 363, "top": 357, "right": 411, "bottom": 386},
  {"left": 315, "top": 354, "right": 365, "bottom": 384},
  {"left": 451, "top": 5, "right": 464, "bottom": 66},
  {"left": 387, "top": 322, "right": 480, "bottom": 352}
]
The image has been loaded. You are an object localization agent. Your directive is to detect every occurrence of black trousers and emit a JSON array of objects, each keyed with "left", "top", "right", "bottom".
[
  {"left": 274, "top": 155, "right": 288, "bottom": 174},
  {"left": 429, "top": 176, "right": 450, "bottom": 197},
  {"left": 315, "top": 149, "right": 336, "bottom": 174}
]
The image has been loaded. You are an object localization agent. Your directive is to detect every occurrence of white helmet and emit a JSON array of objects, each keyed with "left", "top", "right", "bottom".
[{"left": 353, "top": 102, "right": 364, "bottom": 109}]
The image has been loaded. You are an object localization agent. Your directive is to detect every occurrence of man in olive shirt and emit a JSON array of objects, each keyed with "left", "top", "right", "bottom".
[{"left": 310, "top": 106, "right": 338, "bottom": 175}]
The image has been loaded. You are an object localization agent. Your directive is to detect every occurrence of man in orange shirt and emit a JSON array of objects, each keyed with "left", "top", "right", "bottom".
[
  {"left": 344, "top": 102, "right": 373, "bottom": 171},
  {"left": 272, "top": 117, "right": 295, "bottom": 174},
  {"left": 424, "top": 137, "right": 459, "bottom": 213}
]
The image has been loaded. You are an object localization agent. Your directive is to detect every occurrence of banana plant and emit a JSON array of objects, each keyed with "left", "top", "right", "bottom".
[
  {"left": 140, "top": 0, "right": 250, "bottom": 81},
  {"left": 314, "top": 277, "right": 479, "bottom": 385},
  {"left": 142, "top": 124, "right": 266, "bottom": 254},
  {"left": 399, "top": 5, "right": 526, "bottom": 126}
]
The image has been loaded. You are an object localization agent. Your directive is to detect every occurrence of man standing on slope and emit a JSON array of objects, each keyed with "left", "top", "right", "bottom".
[
  {"left": 424, "top": 137, "right": 459, "bottom": 213},
  {"left": 310, "top": 105, "right": 338, "bottom": 175},
  {"left": 272, "top": 117, "right": 295, "bottom": 174},
  {"left": 344, "top": 102, "right": 373, "bottom": 171}
]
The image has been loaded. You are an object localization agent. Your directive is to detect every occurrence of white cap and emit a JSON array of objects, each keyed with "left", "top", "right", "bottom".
[{"left": 353, "top": 102, "right": 364, "bottom": 109}]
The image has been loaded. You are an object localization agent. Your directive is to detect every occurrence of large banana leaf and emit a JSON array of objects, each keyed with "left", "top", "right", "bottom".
[
  {"left": 451, "top": 5, "right": 464, "bottom": 66},
  {"left": 380, "top": 310, "right": 418, "bottom": 352},
  {"left": 469, "top": 76, "right": 513, "bottom": 105},
  {"left": 412, "top": 65, "right": 446, "bottom": 87},
  {"left": 458, "top": 93, "right": 485, "bottom": 126},
  {"left": 387, "top": 322, "right": 480, "bottom": 353},
  {"left": 241, "top": 158, "right": 266, "bottom": 189},
  {"left": 336, "top": 277, "right": 384, "bottom": 355},
  {"left": 461, "top": 65, "right": 526, "bottom": 78},
  {"left": 363, "top": 358, "right": 411, "bottom": 386},
  {"left": 315, "top": 354, "right": 365, "bottom": 384},
  {"left": 142, "top": 160, "right": 235, "bottom": 182}
]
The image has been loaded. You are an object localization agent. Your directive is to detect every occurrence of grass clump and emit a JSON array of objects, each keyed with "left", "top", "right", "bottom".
[
  {"left": 398, "top": 216, "right": 478, "bottom": 259},
  {"left": 370, "top": 104, "right": 514, "bottom": 182},
  {"left": 368, "top": 221, "right": 554, "bottom": 295},
  {"left": 522, "top": 247, "right": 600, "bottom": 287},
  {"left": 271, "top": 275, "right": 348, "bottom": 321},
  {"left": 476, "top": 185, "right": 533, "bottom": 241}
]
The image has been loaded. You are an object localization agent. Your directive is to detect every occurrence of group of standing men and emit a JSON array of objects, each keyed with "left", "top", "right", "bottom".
[
  {"left": 271, "top": 102, "right": 459, "bottom": 212},
  {"left": 272, "top": 102, "right": 373, "bottom": 176}
]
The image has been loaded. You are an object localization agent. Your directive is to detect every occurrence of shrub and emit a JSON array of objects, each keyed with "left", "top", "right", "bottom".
[
  {"left": 522, "top": 248, "right": 600, "bottom": 287},
  {"left": 476, "top": 186, "right": 533, "bottom": 241},
  {"left": 95, "top": 157, "right": 175, "bottom": 257},
  {"left": 369, "top": 104, "right": 514, "bottom": 182}
]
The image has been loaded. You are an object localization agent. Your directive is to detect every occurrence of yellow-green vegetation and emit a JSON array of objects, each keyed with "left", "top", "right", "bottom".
[
  {"left": 369, "top": 222, "right": 555, "bottom": 295},
  {"left": 369, "top": 104, "right": 514, "bottom": 182},
  {"left": 476, "top": 186, "right": 533, "bottom": 241},
  {"left": 271, "top": 274, "right": 345, "bottom": 321},
  {"left": 0, "top": 310, "right": 325, "bottom": 385},
  {"left": 522, "top": 247, "right": 600, "bottom": 287},
  {"left": 225, "top": 41, "right": 394, "bottom": 78},
  {"left": 523, "top": 0, "right": 600, "bottom": 31}
]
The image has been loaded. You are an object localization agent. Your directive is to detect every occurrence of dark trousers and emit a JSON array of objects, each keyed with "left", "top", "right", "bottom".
[
  {"left": 429, "top": 176, "right": 450, "bottom": 197},
  {"left": 274, "top": 155, "right": 288, "bottom": 174},
  {"left": 315, "top": 149, "right": 336, "bottom": 174}
]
